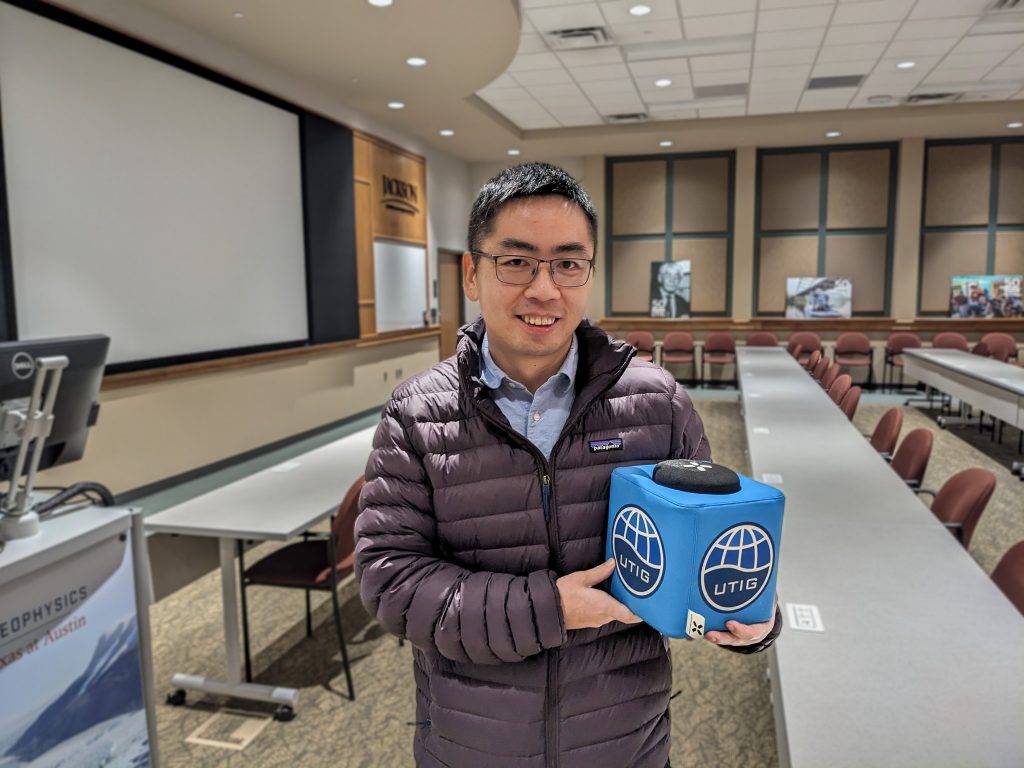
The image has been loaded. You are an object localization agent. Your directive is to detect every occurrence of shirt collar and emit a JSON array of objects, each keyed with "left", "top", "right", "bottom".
[{"left": 479, "top": 332, "right": 578, "bottom": 393}]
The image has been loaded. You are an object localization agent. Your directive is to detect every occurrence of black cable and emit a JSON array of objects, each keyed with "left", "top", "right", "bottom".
[{"left": 33, "top": 481, "right": 115, "bottom": 518}]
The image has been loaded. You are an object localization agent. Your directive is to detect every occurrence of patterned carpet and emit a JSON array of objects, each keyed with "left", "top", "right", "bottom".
[{"left": 148, "top": 399, "right": 1022, "bottom": 767}]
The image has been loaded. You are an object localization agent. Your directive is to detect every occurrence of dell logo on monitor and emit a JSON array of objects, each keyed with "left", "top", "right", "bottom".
[
  {"left": 611, "top": 505, "right": 664, "bottom": 598},
  {"left": 700, "top": 524, "right": 774, "bottom": 612},
  {"left": 11, "top": 352, "right": 35, "bottom": 380}
]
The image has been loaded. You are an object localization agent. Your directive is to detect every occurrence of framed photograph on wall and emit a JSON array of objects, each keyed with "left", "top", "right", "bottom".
[
  {"left": 649, "top": 260, "right": 691, "bottom": 318},
  {"left": 785, "top": 277, "right": 852, "bottom": 319},
  {"left": 949, "top": 275, "right": 1022, "bottom": 318}
]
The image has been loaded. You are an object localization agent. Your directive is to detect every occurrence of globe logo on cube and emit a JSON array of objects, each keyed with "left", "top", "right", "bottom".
[
  {"left": 612, "top": 505, "right": 664, "bottom": 598},
  {"left": 700, "top": 524, "right": 774, "bottom": 612}
]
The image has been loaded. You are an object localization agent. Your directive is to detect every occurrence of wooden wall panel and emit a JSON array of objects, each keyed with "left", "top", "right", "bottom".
[
  {"left": 827, "top": 150, "right": 890, "bottom": 229},
  {"left": 672, "top": 238, "right": 727, "bottom": 312},
  {"left": 824, "top": 234, "right": 887, "bottom": 313},
  {"left": 995, "top": 231, "right": 1024, "bottom": 275},
  {"left": 920, "top": 231, "right": 987, "bottom": 313},
  {"left": 758, "top": 236, "right": 818, "bottom": 312},
  {"left": 924, "top": 144, "right": 991, "bottom": 226},
  {"left": 760, "top": 153, "right": 820, "bottom": 231},
  {"left": 673, "top": 157, "right": 729, "bottom": 233},
  {"left": 612, "top": 161, "right": 666, "bottom": 235},
  {"left": 355, "top": 180, "right": 375, "bottom": 336},
  {"left": 998, "top": 143, "right": 1024, "bottom": 224},
  {"left": 353, "top": 135, "right": 372, "bottom": 182},
  {"left": 611, "top": 240, "right": 664, "bottom": 313}
]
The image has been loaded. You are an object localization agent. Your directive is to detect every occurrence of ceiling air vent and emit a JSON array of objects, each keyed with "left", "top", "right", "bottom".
[
  {"left": 545, "top": 26, "right": 613, "bottom": 50},
  {"left": 988, "top": 0, "right": 1024, "bottom": 10},
  {"left": 905, "top": 92, "right": 961, "bottom": 105},
  {"left": 807, "top": 75, "right": 865, "bottom": 90},
  {"left": 604, "top": 112, "right": 649, "bottom": 124}
]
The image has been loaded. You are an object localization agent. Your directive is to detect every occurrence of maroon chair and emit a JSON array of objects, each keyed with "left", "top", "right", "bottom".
[
  {"left": 932, "top": 331, "right": 969, "bottom": 351},
  {"left": 239, "top": 475, "right": 365, "bottom": 701},
  {"left": 702, "top": 332, "right": 737, "bottom": 387},
  {"left": 787, "top": 331, "right": 822, "bottom": 365},
  {"left": 746, "top": 331, "right": 779, "bottom": 347},
  {"left": 834, "top": 331, "right": 874, "bottom": 388},
  {"left": 884, "top": 332, "right": 922, "bottom": 392},
  {"left": 820, "top": 362, "right": 841, "bottom": 391},
  {"left": 805, "top": 349, "right": 822, "bottom": 372},
  {"left": 991, "top": 541, "right": 1024, "bottom": 616},
  {"left": 812, "top": 355, "right": 830, "bottom": 381},
  {"left": 869, "top": 407, "right": 903, "bottom": 460},
  {"left": 890, "top": 428, "right": 933, "bottom": 489},
  {"left": 626, "top": 331, "right": 655, "bottom": 363},
  {"left": 971, "top": 340, "right": 990, "bottom": 357},
  {"left": 839, "top": 385, "right": 861, "bottom": 420},
  {"left": 662, "top": 331, "right": 697, "bottom": 382},
  {"left": 828, "top": 373, "right": 852, "bottom": 405},
  {"left": 916, "top": 468, "right": 996, "bottom": 548},
  {"left": 980, "top": 332, "right": 1017, "bottom": 363},
  {"left": 789, "top": 343, "right": 803, "bottom": 361}
]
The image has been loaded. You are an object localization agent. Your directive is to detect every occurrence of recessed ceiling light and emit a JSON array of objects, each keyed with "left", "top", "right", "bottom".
[
  {"left": 1009, "top": 121, "right": 1023, "bottom": 129},
  {"left": 406, "top": 56, "right": 427, "bottom": 67},
  {"left": 659, "top": 140, "right": 673, "bottom": 147},
  {"left": 896, "top": 61, "right": 916, "bottom": 70},
  {"left": 387, "top": 101, "right": 405, "bottom": 109},
  {"left": 867, "top": 94, "right": 892, "bottom": 105},
  {"left": 629, "top": 4, "right": 653, "bottom": 16},
  {"left": 232, "top": 11, "right": 244, "bottom": 18},
  {"left": 368, "top": 0, "right": 393, "bottom": 6},
  {"left": 826, "top": 131, "right": 841, "bottom": 138},
  {"left": 507, "top": 148, "right": 521, "bottom": 156},
  {"left": 439, "top": 129, "right": 455, "bottom": 137},
  {"left": 654, "top": 78, "right": 672, "bottom": 88}
]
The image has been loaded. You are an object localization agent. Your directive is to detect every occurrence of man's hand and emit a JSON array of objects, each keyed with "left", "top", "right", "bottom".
[
  {"left": 556, "top": 558, "right": 643, "bottom": 630},
  {"left": 704, "top": 595, "right": 778, "bottom": 647}
]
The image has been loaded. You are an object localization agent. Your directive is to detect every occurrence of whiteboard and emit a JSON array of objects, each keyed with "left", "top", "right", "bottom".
[
  {"left": 374, "top": 240, "right": 428, "bottom": 333},
  {"left": 0, "top": 5, "right": 308, "bottom": 365}
]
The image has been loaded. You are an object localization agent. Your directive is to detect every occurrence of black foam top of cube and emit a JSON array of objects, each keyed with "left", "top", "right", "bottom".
[{"left": 652, "top": 460, "right": 741, "bottom": 495}]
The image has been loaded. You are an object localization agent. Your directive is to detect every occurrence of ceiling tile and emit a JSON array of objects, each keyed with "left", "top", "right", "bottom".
[
  {"left": 529, "top": 82, "right": 591, "bottom": 99},
  {"left": 689, "top": 52, "right": 752, "bottom": 73},
  {"left": 508, "top": 52, "right": 563, "bottom": 72},
  {"left": 884, "top": 37, "right": 959, "bottom": 57},
  {"left": 511, "top": 68, "right": 575, "bottom": 86},
  {"left": 650, "top": 108, "right": 699, "bottom": 119},
  {"left": 599, "top": 0, "right": 679, "bottom": 25},
  {"left": 551, "top": 110, "right": 603, "bottom": 126},
  {"left": 557, "top": 47, "right": 625, "bottom": 67},
  {"left": 754, "top": 48, "right": 820, "bottom": 67},
  {"left": 751, "top": 64, "right": 812, "bottom": 83},
  {"left": 691, "top": 68, "right": 751, "bottom": 87},
  {"left": 817, "top": 42, "right": 887, "bottom": 62},
  {"left": 958, "top": 88, "right": 1020, "bottom": 101},
  {"left": 479, "top": 73, "right": 520, "bottom": 90},
  {"left": 758, "top": 0, "right": 835, "bottom": 9},
  {"left": 521, "top": 0, "right": 593, "bottom": 7},
  {"left": 1004, "top": 50, "right": 1024, "bottom": 67},
  {"left": 579, "top": 79, "right": 640, "bottom": 94},
  {"left": 896, "top": 18, "right": 977, "bottom": 40},
  {"left": 570, "top": 62, "right": 632, "bottom": 81},
  {"left": 923, "top": 67, "right": 997, "bottom": 83},
  {"left": 952, "top": 34, "right": 1024, "bottom": 54},
  {"left": 758, "top": 6, "right": 834, "bottom": 33},
  {"left": 697, "top": 105, "right": 747, "bottom": 117},
  {"left": 986, "top": 66, "right": 1024, "bottom": 81},
  {"left": 478, "top": 85, "right": 531, "bottom": 99},
  {"left": 941, "top": 52, "right": 1012, "bottom": 69},
  {"left": 684, "top": 12, "right": 755, "bottom": 38},
  {"left": 756, "top": 27, "right": 827, "bottom": 51},
  {"left": 859, "top": 74, "right": 921, "bottom": 94},
  {"left": 514, "top": 114, "right": 562, "bottom": 129},
  {"left": 525, "top": 3, "right": 607, "bottom": 33},
  {"left": 678, "top": 0, "right": 755, "bottom": 17},
  {"left": 628, "top": 57, "right": 692, "bottom": 76},
  {"left": 748, "top": 94, "right": 800, "bottom": 114},
  {"left": 611, "top": 19, "right": 685, "bottom": 44},
  {"left": 639, "top": 84, "right": 696, "bottom": 101},
  {"left": 907, "top": 0, "right": 991, "bottom": 20},
  {"left": 588, "top": 93, "right": 646, "bottom": 112},
  {"left": 797, "top": 87, "right": 858, "bottom": 111},
  {"left": 832, "top": 0, "right": 913, "bottom": 25},
  {"left": 518, "top": 33, "right": 550, "bottom": 55},
  {"left": 824, "top": 22, "right": 901, "bottom": 46},
  {"left": 812, "top": 59, "right": 876, "bottom": 77}
]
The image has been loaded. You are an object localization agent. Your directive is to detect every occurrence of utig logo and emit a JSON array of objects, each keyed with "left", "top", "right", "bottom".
[
  {"left": 611, "top": 505, "right": 664, "bottom": 598},
  {"left": 700, "top": 524, "right": 773, "bottom": 612}
]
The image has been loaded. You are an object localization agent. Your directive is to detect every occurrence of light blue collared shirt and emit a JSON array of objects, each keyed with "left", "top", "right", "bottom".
[{"left": 479, "top": 332, "right": 578, "bottom": 460}]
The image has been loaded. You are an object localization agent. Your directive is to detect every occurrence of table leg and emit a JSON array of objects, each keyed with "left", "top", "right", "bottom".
[{"left": 169, "top": 537, "right": 299, "bottom": 707}]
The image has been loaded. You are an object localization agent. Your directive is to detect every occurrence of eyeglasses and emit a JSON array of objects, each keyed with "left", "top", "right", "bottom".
[{"left": 472, "top": 250, "right": 594, "bottom": 287}]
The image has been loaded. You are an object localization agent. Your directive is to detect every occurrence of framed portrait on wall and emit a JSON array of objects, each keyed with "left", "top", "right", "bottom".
[
  {"left": 785, "top": 277, "right": 852, "bottom": 319},
  {"left": 650, "top": 260, "right": 691, "bottom": 318},
  {"left": 949, "top": 275, "right": 1022, "bottom": 318}
]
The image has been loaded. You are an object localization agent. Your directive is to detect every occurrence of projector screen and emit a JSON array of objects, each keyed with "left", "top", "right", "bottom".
[{"left": 0, "top": 4, "right": 309, "bottom": 366}]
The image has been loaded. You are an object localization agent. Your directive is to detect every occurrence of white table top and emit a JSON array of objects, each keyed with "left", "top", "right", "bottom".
[
  {"left": 144, "top": 426, "right": 376, "bottom": 540},
  {"left": 736, "top": 347, "right": 1024, "bottom": 768},
  {"left": 903, "top": 347, "right": 1024, "bottom": 397}
]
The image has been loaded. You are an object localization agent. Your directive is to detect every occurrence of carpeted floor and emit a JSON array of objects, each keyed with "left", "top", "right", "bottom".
[{"left": 147, "top": 398, "right": 1022, "bottom": 767}]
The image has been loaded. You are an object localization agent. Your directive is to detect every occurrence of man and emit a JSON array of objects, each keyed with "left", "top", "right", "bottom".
[
  {"left": 355, "top": 163, "right": 780, "bottom": 768},
  {"left": 650, "top": 260, "right": 690, "bottom": 318}
]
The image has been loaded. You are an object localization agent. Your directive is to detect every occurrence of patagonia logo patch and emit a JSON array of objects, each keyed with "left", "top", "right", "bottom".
[{"left": 589, "top": 438, "right": 623, "bottom": 453}]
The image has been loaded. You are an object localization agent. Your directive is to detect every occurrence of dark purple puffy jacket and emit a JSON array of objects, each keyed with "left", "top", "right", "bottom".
[{"left": 356, "top": 319, "right": 715, "bottom": 767}]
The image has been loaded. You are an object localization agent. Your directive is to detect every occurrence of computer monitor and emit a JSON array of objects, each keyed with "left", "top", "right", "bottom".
[{"left": 0, "top": 335, "right": 110, "bottom": 483}]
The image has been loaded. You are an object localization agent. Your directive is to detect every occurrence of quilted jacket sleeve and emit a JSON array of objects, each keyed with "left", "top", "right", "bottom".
[{"left": 354, "top": 397, "right": 567, "bottom": 665}]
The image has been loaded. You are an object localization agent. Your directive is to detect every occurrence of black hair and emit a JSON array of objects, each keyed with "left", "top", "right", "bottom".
[{"left": 467, "top": 162, "right": 597, "bottom": 262}]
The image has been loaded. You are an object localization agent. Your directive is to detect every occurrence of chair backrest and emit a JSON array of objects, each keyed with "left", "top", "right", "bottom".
[
  {"left": 788, "top": 331, "right": 821, "bottom": 356},
  {"left": 991, "top": 541, "right": 1024, "bottom": 616},
  {"left": 870, "top": 407, "right": 903, "bottom": 454},
  {"left": 626, "top": 331, "right": 655, "bottom": 353},
  {"left": 704, "top": 331, "right": 736, "bottom": 354},
  {"left": 333, "top": 475, "right": 366, "bottom": 563},
  {"left": 662, "top": 331, "right": 694, "bottom": 353},
  {"left": 890, "top": 428, "right": 933, "bottom": 487},
  {"left": 828, "top": 373, "right": 852, "bottom": 404},
  {"left": 789, "top": 343, "right": 803, "bottom": 361},
  {"left": 932, "top": 332, "right": 969, "bottom": 351},
  {"left": 886, "top": 332, "right": 922, "bottom": 355},
  {"left": 930, "top": 467, "right": 996, "bottom": 548},
  {"left": 806, "top": 349, "right": 821, "bottom": 371},
  {"left": 971, "top": 340, "right": 990, "bottom": 357},
  {"left": 746, "top": 331, "right": 779, "bottom": 347},
  {"left": 835, "top": 331, "right": 871, "bottom": 356},
  {"left": 820, "top": 362, "right": 840, "bottom": 390},
  {"left": 812, "top": 355, "right": 830, "bottom": 381},
  {"left": 979, "top": 332, "right": 1017, "bottom": 362},
  {"left": 839, "top": 385, "right": 861, "bottom": 420}
]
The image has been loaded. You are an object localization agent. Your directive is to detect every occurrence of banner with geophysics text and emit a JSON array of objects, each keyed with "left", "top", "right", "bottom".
[{"left": 0, "top": 533, "right": 151, "bottom": 767}]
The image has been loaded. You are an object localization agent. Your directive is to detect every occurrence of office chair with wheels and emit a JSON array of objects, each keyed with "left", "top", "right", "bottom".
[
  {"left": 991, "top": 541, "right": 1024, "bottom": 616},
  {"left": 890, "top": 428, "right": 933, "bottom": 489},
  {"left": 914, "top": 467, "right": 996, "bottom": 548}
]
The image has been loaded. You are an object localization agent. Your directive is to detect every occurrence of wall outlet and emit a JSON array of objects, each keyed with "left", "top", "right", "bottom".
[
  {"left": 383, "top": 371, "right": 388, "bottom": 381},
  {"left": 396, "top": 368, "right": 403, "bottom": 378}
]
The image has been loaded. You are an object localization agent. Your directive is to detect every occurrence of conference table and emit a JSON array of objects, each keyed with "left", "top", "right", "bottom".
[
  {"left": 902, "top": 347, "right": 1024, "bottom": 430},
  {"left": 144, "top": 426, "right": 376, "bottom": 714},
  {"left": 737, "top": 347, "right": 1024, "bottom": 768}
]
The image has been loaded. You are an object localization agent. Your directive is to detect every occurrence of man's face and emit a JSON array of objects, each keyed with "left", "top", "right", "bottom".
[
  {"left": 660, "top": 265, "right": 682, "bottom": 293},
  {"left": 464, "top": 195, "right": 593, "bottom": 368}
]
